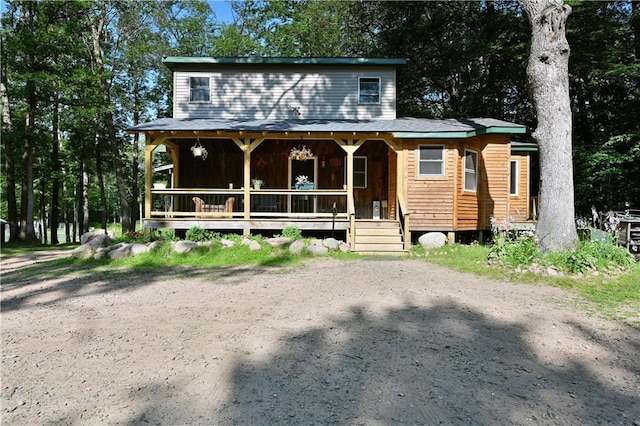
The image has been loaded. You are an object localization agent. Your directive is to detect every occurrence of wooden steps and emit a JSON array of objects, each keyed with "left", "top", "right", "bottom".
[{"left": 353, "top": 220, "right": 406, "bottom": 254}]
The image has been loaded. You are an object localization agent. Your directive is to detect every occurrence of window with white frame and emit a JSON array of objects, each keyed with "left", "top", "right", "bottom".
[
  {"left": 353, "top": 156, "right": 367, "bottom": 188},
  {"left": 510, "top": 160, "right": 518, "bottom": 195},
  {"left": 418, "top": 145, "right": 445, "bottom": 177},
  {"left": 358, "top": 77, "right": 380, "bottom": 104},
  {"left": 464, "top": 149, "right": 478, "bottom": 192},
  {"left": 189, "top": 76, "right": 210, "bottom": 103}
]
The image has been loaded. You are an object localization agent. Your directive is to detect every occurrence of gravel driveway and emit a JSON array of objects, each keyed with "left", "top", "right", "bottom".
[{"left": 1, "top": 254, "right": 639, "bottom": 425}]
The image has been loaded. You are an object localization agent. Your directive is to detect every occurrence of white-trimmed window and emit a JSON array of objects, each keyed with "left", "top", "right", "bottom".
[
  {"left": 354, "top": 156, "right": 367, "bottom": 188},
  {"left": 358, "top": 77, "right": 380, "bottom": 104},
  {"left": 510, "top": 160, "right": 519, "bottom": 195},
  {"left": 418, "top": 145, "right": 445, "bottom": 177},
  {"left": 464, "top": 149, "right": 478, "bottom": 192},
  {"left": 189, "top": 76, "right": 210, "bottom": 103}
]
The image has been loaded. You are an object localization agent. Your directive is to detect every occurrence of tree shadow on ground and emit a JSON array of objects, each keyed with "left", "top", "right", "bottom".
[
  {"left": 220, "top": 301, "right": 639, "bottom": 425},
  {"left": 0, "top": 257, "right": 291, "bottom": 312}
]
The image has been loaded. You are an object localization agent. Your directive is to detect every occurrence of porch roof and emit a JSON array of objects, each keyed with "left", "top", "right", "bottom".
[{"left": 128, "top": 117, "right": 526, "bottom": 139}]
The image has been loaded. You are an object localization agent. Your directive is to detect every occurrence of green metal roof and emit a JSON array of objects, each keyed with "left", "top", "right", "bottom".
[{"left": 163, "top": 56, "right": 407, "bottom": 70}]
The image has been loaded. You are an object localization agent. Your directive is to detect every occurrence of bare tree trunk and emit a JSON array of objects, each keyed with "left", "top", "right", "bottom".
[
  {"left": 50, "top": 91, "right": 60, "bottom": 244},
  {"left": 19, "top": 79, "right": 38, "bottom": 243},
  {"left": 1, "top": 49, "right": 18, "bottom": 243},
  {"left": 519, "top": 0, "right": 578, "bottom": 252},
  {"left": 91, "top": 13, "right": 132, "bottom": 234},
  {"left": 39, "top": 175, "right": 47, "bottom": 244},
  {"left": 82, "top": 159, "right": 89, "bottom": 235},
  {"left": 96, "top": 138, "right": 108, "bottom": 232}
]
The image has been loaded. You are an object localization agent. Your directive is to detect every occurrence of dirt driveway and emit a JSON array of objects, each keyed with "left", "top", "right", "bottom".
[{"left": 1, "top": 254, "right": 639, "bottom": 425}]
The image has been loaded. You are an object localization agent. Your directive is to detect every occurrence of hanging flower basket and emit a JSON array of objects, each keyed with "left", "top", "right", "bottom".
[
  {"left": 191, "top": 140, "right": 208, "bottom": 160},
  {"left": 289, "top": 145, "right": 313, "bottom": 161}
]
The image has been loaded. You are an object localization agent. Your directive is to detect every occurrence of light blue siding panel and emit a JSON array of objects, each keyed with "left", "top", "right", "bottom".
[{"left": 172, "top": 66, "right": 397, "bottom": 120}]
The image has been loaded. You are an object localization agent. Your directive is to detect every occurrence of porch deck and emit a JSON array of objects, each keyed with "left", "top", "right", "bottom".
[{"left": 147, "top": 187, "right": 353, "bottom": 233}]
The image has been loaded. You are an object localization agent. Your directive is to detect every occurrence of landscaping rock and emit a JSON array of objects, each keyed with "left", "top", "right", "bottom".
[
  {"left": 306, "top": 245, "right": 329, "bottom": 255},
  {"left": 149, "top": 241, "right": 163, "bottom": 250},
  {"left": 220, "top": 239, "right": 235, "bottom": 248},
  {"left": 418, "top": 232, "right": 448, "bottom": 249},
  {"left": 322, "top": 238, "right": 341, "bottom": 250},
  {"left": 109, "top": 243, "right": 132, "bottom": 259},
  {"left": 248, "top": 240, "right": 261, "bottom": 251},
  {"left": 72, "top": 233, "right": 112, "bottom": 259},
  {"left": 94, "top": 247, "right": 112, "bottom": 260},
  {"left": 265, "top": 237, "right": 292, "bottom": 247},
  {"left": 130, "top": 243, "right": 150, "bottom": 256},
  {"left": 339, "top": 242, "right": 351, "bottom": 253},
  {"left": 80, "top": 230, "right": 112, "bottom": 245},
  {"left": 289, "top": 239, "right": 305, "bottom": 254},
  {"left": 173, "top": 240, "right": 198, "bottom": 254}
]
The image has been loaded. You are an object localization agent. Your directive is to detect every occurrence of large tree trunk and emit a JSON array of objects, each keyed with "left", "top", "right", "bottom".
[
  {"left": 19, "top": 79, "right": 39, "bottom": 244},
  {"left": 1, "top": 49, "right": 19, "bottom": 243},
  {"left": 91, "top": 12, "right": 132, "bottom": 233},
  {"left": 50, "top": 90, "right": 60, "bottom": 244},
  {"left": 519, "top": 0, "right": 578, "bottom": 252}
]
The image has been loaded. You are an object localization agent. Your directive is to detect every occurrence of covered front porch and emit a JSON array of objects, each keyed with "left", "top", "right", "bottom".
[{"left": 139, "top": 125, "right": 410, "bottom": 250}]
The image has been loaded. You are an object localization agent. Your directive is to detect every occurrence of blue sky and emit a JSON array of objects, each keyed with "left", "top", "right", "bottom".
[{"left": 208, "top": 0, "right": 235, "bottom": 24}]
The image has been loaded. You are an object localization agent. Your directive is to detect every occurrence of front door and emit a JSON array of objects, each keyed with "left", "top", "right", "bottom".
[{"left": 289, "top": 158, "right": 317, "bottom": 213}]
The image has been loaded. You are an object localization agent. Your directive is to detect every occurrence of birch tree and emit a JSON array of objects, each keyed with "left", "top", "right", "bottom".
[{"left": 518, "top": 0, "right": 578, "bottom": 252}]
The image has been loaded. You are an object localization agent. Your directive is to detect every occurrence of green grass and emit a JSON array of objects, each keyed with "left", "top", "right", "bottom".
[{"left": 422, "top": 243, "right": 640, "bottom": 322}]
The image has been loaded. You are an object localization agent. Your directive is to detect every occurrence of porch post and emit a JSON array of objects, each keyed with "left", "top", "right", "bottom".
[
  {"left": 232, "top": 137, "right": 265, "bottom": 236},
  {"left": 144, "top": 142, "right": 154, "bottom": 222}
]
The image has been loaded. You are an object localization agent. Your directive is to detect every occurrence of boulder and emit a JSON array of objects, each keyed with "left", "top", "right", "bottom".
[
  {"left": 418, "top": 232, "right": 448, "bottom": 249},
  {"left": 108, "top": 243, "right": 132, "bottom": 259},
  {"left": 130, "top": 243, "right": 150, "bottom": 256},
  {"left": 220, "top": 239, "right": 235, "bottom": 248},
  {"left": 339, "top": 242, "right": 351, "bottom": 253},
  {"left": 173, "top": 240, "right": 198, "bottom": 254},
  {"left": 306, "top": 245, "right": 329, "bottom": 255},
  {"left": 322, "top": 238, "right": 341, "bottom": 251},
  {"left": 72, "top": 233, "right": 112, "bottom": 259},
  {"left": 289, "top": 239, "right": 305, "bottom": 254},
  {"left": 265, "top": 237, "right": 293, "bottom": 247},
  {"left": 248, "top": 240, "right": 261, "bottom": 251}
]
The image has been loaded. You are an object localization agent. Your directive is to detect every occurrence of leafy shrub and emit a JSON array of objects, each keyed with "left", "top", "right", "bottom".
[
  {"left": 279, "top": 226, "right": 302, "bottom": 240},
  {"left": 186, "top": 226, "right": 216, "bottom": 242},
  {"left": 117, "top": 230, "right": 161, "bottom": 244},
  {"left": 488, "top": 232, "right": 540, "bottom": 267},
  {"left": 550, "top": 240, "right": 635, "bottom": 273}
]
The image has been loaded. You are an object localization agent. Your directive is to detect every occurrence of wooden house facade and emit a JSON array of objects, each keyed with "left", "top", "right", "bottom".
[{"left": 129, "top": 57, "right": 533, "bottom": 252}]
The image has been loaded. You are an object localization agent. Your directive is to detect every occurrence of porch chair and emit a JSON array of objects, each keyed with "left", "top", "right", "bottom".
[
  {"left": 257, "top": 194, "right": 279, "bottom": 212},
  {"left": 193, "top": 196, "right": 235, "bottom": 218}
]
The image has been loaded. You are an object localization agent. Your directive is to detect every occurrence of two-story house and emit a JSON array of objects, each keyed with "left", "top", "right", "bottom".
[{"left": 128, "top": 57, "right": 534, "bottom": 252}]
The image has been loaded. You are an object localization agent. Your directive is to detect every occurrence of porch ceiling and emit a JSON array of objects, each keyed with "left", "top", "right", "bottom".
[{"left": 128, "top": 117, "right": 525, "bottom": 139}]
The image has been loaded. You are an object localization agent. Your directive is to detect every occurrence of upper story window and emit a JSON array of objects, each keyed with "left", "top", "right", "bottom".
[
  {"left": 418, "top": 145, "right": 445, "bottom": 177},
  {"left": 358, "top": 77, "right": 380, "bottom": 104},
  {"left": 189, "top": 76, "right": 210, "bottom": 103},
  {"left": 464, "top": 149, "right": 478, "bottom": 192},
  {"left": 510, "top": 160, "right": 518, "bottom": 195}
]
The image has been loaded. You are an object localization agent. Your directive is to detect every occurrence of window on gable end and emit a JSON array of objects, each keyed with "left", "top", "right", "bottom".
[
  {"left": 358, "top": 77, "right": 380, "bottom": 104},
  {"left": 189, "top": 76, "right": 210, "bottom": 103},
  {"left": 464, "top": 149, "right": 478, "bottom": 192}
]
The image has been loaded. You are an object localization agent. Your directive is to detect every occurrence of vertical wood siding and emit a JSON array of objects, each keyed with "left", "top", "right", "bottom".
[
  {"left": 405, "top": 135, "right": 512, "bottom": 232},
  {"left": 173, "top": 65, "right": 397, "bottom": 120},
  {"left": 405, "top": 139, "right": 457, "bottom": 231},
  {"left": 479, "top": 135, "right": 511, "bottom": 229},
  {"left": 509, "top": 152, "right": 530, "bottom": 221}
]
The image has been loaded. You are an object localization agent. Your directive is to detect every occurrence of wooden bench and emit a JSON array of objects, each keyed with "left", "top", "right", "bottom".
[{"left": 193, "top": 197, "right": 235, "bottom": 218}]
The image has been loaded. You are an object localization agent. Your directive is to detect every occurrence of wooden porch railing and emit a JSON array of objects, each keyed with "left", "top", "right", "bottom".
[
  {"left": 397, "top": 193, "right": 411, "bottom": 250},
  {"left": 149, "top": 188, "right": 349, "bottom": 220}
]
